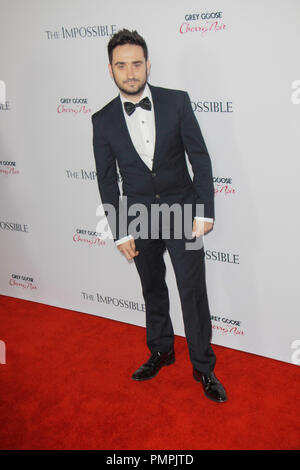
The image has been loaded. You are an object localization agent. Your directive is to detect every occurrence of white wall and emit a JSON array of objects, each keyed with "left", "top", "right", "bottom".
[{"left": 1, "top": 0, "right": 299, "bottom": 365}]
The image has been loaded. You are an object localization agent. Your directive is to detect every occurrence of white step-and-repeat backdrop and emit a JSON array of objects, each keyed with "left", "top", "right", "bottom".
[{"left": 1, "top": 0, "right": 299, "bottom": 365}]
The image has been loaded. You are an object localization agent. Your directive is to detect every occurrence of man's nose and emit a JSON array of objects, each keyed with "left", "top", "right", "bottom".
[{"left": 126, "top": 64, "right": 135, "bottom": 79}]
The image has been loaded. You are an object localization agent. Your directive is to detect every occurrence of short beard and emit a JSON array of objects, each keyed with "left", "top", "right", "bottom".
[
  {"left": 111, "top": 70, "right": 148, "bottom": 97},
  {"left": 119, "top": 81, "right": 147, "bottom": 96}
]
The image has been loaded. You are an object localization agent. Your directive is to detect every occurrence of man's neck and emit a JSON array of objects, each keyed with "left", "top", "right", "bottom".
[
  {"left": 119, "top": 82, "right": 149, "bottom": 103},
  {"left": 120, "top": 90, "right": 144, "bottom": 103}
]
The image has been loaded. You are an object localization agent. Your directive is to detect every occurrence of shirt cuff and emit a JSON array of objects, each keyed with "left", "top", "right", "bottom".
[
  {"left": 115, "top": 234, "right": 134, "bottom": 246},
  {"left": 194, "top": 217, "right": 214, "bottom": 223}
]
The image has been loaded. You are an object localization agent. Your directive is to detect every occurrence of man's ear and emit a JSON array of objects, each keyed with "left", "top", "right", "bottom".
[
  {"left": 108, "top": 63, "right": 113, "bottom": 79},
  {"left": 146, "top": 60, "right": 151, "bottom": 76}
]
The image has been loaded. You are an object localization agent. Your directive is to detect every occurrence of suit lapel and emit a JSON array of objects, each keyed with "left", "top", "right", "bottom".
[
  {"left": 148, "top": 84, "right": 161, "bottom": 170},
  {"left": 149, "top": 84, "right": 169, "bottom": 170}
]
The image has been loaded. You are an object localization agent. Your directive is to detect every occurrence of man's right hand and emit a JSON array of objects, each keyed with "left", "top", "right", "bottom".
[{"left": 117, "top": 239, "right": 139, "bottom": 260}]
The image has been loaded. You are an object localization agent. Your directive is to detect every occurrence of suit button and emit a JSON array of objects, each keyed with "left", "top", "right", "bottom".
[
  {"left": 155, "top": 194, "right": 160, "bottom": 199},
  {"left": 152, "top": 172, "right": 156, "bottom": 177}
]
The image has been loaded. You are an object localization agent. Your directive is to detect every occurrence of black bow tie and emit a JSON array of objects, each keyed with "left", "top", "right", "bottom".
[{"left": 124, "top": 97, "right": 152, "bottom": 116}]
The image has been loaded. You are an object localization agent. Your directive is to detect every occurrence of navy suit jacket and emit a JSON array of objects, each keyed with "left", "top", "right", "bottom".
[{"left": 91, "top": 83, "right": 215, "bottom": 241}]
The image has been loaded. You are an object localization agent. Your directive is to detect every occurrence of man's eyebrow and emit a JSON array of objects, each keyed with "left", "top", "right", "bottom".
[{"left": 114, "top": 60, "right": 144, "bottom": 65}]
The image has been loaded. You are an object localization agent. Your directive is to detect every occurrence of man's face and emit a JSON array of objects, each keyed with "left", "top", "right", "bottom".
[{"left": 108, "top": 44, "right": 150, "bottom": 99}]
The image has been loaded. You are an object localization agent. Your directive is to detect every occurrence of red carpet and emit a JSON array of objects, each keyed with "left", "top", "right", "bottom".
[{"left": 0, "top": 295, "right": 299, "bottom": 450}]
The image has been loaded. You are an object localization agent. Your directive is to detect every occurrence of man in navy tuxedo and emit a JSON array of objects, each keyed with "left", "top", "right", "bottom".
[{"left": 92, "top": 29, "right": 227, "bottom": 403}]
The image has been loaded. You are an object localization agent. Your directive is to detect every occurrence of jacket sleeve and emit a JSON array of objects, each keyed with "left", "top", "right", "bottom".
[
  {"left": 180, "top": 91, "right": 215, "bottom": 219},
  {"left": 91, "top": 113, "right": 128, "bottom": 241}
]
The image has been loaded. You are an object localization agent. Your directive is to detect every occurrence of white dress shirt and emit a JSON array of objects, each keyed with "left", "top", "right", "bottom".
[{"left": 115, "top": 84, "right": 213, "bottom": 246}]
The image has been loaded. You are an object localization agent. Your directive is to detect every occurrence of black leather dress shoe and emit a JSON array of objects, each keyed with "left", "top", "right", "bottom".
[
  {"left": 193, "top": 369, "right": 227, "bottom": 403},
  {"left": 132, "top": 350, "right": 175, "bottom": 381}
]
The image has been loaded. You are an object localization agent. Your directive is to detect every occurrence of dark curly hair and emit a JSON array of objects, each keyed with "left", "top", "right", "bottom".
[{"left": 108, "top": 29, "right": 148, "bottom": 64}]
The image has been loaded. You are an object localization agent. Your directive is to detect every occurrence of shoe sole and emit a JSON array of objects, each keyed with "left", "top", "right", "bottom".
[
  {"left": 132, "top": 357, "right": 176, "bottom": 381},
  {"left": 193, "top": 372, "right": 228, "bottom": 403}
]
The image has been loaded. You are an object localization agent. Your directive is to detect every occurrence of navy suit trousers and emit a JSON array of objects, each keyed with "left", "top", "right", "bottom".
[{"left": 133, "top": 202, "right": 216, "bottom": 375}]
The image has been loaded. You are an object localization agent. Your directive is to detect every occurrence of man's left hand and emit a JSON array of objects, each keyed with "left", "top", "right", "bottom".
[{"left": 192, "top": 220, "right": 214, "bottom": 237}]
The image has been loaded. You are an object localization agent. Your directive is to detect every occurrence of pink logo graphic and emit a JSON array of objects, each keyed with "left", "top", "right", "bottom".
[
  {"left": 73, "top": 231, "right": 106, "bottom": 247},
  {"left": 9, "top": 275, "right": 37, "bottom": 290},
  {"left": 57, "top": 104, "right": 91, "bottom": 115},
  {"left": 180, "top": 20, "right": 226, "bottom": 35},
  {"left": 214, "top": 178, "right": 236, "bottom": 196},
  {"left": 0, "top": 164, "right": 19, "bottom": 175}
]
